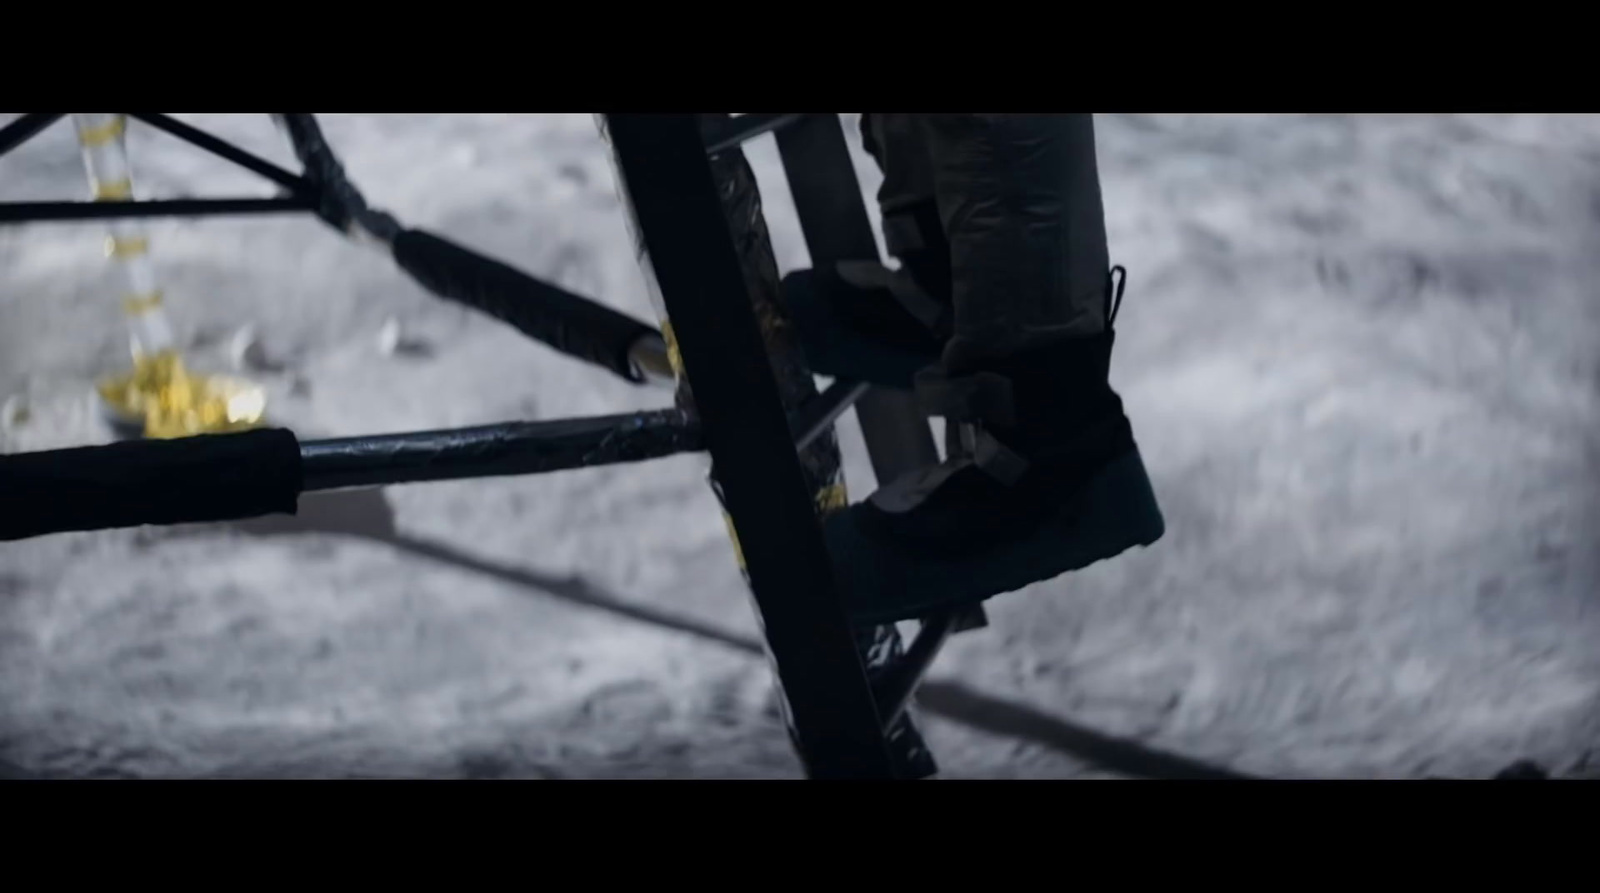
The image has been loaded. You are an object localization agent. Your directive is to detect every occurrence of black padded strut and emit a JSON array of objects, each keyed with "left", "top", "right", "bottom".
[{"left": 0, "top": 428, "right": 302, "bottom": 541}]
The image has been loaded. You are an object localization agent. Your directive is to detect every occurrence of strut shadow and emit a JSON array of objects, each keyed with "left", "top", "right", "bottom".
[{"left": 232, "top": 488, "right": 1255, "bottom": 780}]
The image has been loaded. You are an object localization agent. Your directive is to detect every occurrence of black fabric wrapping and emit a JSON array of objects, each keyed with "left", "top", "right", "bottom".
[
  {"left": 393, "top": 228, "right": 658, "bottom": 382},
  {"left": 275, "top": 114, "right": 656, "bottom": 384},
  {"left": 276, "top": 113, "right": 401, "bottom": 240},
  {"left": 0, "top": 428, "right": 302, "bottom": 541}
]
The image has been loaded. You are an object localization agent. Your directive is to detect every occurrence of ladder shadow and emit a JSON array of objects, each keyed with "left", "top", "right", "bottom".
[{"left": 235, "top": 488, "right": 1254, "bottom": 780}]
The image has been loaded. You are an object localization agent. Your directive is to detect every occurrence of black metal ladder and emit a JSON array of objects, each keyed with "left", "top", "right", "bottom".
[{"left": 605, "top": 113, "right": 984, "bottom": 778}]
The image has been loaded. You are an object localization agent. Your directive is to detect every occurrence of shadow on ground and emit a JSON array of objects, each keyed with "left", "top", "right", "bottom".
[{"left": 223, "top": 488, "right": 1255, "bottom": 780}]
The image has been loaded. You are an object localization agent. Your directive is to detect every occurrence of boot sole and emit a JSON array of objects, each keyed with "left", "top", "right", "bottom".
[{"left": 825, "top": 446, "right": 1166, "bottom": 627}]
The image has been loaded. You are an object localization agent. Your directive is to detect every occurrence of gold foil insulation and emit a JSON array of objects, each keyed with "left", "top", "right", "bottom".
[{"left": 73, "top": 114, "right": 266, "bottom": 438}]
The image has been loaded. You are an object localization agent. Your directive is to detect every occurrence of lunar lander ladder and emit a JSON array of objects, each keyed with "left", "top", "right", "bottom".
[{"left": 0, "top": 113, "right": 983, "bottom": 779}]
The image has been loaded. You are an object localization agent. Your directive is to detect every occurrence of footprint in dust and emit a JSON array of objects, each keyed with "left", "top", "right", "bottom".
[
  {"left": 1313, "top": 252, "right": 1438, "bottom": 309},
  {"left": 571, "top": 679, "right": 674, "bottom": 730}
]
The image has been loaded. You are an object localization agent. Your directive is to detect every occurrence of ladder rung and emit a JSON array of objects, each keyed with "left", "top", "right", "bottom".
[
  {"left": 873, "top": 610, "right": 961, "bottom": 733},
  {"left": 791, "top": 379, "right": 871, "bottom": 452},
  {"left": 703, "top": 114, "right": 808, "bottom": 156}
]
